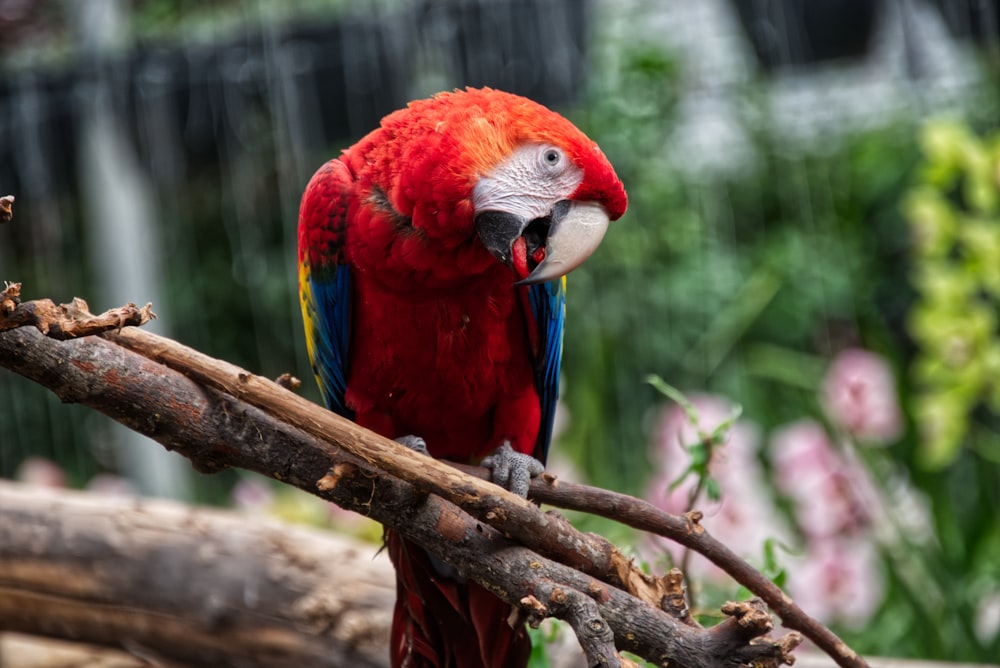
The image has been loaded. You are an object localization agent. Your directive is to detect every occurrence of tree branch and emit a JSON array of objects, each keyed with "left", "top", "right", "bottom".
[
  {"left": 0, "top": 285, "right": 154, "bottom": 337},
  {"left": 461, "top": 469, "right": 867, "bottom": 668},
  {"left": 0, "top": 292, "right": 865, "bottom": 667},
  {"left": 107, "top": 326, "right": 675, "bottom": 609}
]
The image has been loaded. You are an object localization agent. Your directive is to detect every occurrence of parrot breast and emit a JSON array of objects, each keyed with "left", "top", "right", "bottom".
[{"left": 344, "top": 260, "right": 541, "bottom": 461}]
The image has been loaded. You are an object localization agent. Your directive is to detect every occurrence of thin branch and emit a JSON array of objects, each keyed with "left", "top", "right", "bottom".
[
  {"left": 455, "top": 462, "right": 869, "bottom": 667},
  {"left": 0, "top": 286, "right": 155, "bottom": 337}
]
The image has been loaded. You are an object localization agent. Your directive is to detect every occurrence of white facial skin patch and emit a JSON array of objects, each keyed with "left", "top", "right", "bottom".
[{"left": 472, "top": 143, "right": 584, "bottom": 221}]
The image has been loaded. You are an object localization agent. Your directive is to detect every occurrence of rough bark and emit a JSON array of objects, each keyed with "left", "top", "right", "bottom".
[
  {"left": 1, "top": 633, "right": 981, "bottom": 668},
  {"left": 0, "top": 294, "right": 867, "bottom": 667},
  {"left": 0, "top": 289, "right": 154, "bottom": 337},
  {"left": 0, "top": 481, "right": 394, "bottom": 667}
]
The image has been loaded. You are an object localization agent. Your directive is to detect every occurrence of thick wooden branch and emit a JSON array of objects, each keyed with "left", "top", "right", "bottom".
[
  {"left": 0, "top": 481, "right": 394, "bottom": 667},
  {"left": 108, "top": 326, "right": 628, "bottom": 585},
  {"left": 0, "top": 296, "right": 830, "bottom": 667},
  {"left": 0, "top": 633, "right": 968, "bottom": 668}
]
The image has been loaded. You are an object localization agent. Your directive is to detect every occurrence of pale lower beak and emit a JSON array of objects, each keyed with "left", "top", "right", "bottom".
[
  {"left": 517, "top": 200, "right": 610, "bottom": 285},
  {"left": 475, "top": 200, "right": 611, "bottom": 285}
]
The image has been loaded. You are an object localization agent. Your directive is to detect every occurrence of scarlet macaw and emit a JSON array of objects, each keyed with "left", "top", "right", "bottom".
[{"left": 298, "top": 88, "right": 627, "bottom": 667}]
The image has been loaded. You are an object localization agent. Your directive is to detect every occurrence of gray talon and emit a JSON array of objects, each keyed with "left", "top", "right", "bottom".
[
  {"left": 481, "top": 441, "right": 545, "bottom": 497},
  {"left": 396, "top": 435, "right": 429, "bottom": 456}
]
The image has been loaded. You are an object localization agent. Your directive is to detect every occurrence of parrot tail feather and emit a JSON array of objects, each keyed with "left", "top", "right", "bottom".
[{"left": 388, "top": 530, "right": 531, "bottom": 668}]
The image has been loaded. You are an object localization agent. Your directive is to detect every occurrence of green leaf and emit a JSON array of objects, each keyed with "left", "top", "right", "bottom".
[
  {"left": 645, "top": 374, "right": 699, "bottom": 426},
  {"left": 705, "top": 475, "right": 722, "bottom": 502},
  {"left": 687, "top": 443, "right": 709, "bottom": 469},
  {"left": 709, "top": 402, "right": 743, "bottom": 446}
]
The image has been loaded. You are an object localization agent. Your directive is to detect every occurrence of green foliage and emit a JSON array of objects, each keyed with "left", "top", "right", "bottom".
[
  {"left": 736, "top": 537, "right": 792, "bottom": 601},
  {"left": 130, "top": 0, "right": 368, "bottom": 42},
  {"left": 560, "top": 42, "right": 920, "bottom": 494},
  {"left": 526, "top": 622, "right": 557, "bottom": 668},
  {"left": 647, "top": 374, "right": 741, "bottom": 503},
  {"left": 555, "top": 33, "right": 1000, "bottom": 662},
  {"left": 903, "top": 119, "right": 1000, "bottom": 468}
]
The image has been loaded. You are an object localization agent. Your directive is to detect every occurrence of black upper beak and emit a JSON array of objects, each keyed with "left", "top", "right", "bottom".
[{"left": 474, "top": 210, "right": 528, "bottom": 268}]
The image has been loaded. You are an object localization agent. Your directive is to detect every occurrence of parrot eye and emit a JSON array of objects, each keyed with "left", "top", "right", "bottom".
[{"left": 541, "top": 147, "right": 562, "bottom": 169}]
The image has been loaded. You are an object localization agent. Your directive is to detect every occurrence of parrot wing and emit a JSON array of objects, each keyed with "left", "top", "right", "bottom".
[
  {"left": 525, "top": 277, "right": 566, "bottom": 464},
  {"left": 298, "top": 159, "right": 354, "bottom": 419}
]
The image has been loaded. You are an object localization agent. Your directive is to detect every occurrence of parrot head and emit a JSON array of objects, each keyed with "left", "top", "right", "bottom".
[
  {"left": 464, "top": 89, "right": 627, "bottom": 284},
  {"left": 472, "top": 136, "right": 626, "bottom": 284},
  {"left": 367, "top": 88, "right": 627, "bottom": 286}
]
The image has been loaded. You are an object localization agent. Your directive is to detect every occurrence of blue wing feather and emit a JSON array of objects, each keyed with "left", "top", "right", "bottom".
[
  {"left": 299, "top": 159, "right": 354, "bottom": 420},
  {"left": 526, "top": 277, "right": 566, "bottom": 464},
  {"left": 304, "top": 265, "right": 353, "bottom": 418}
]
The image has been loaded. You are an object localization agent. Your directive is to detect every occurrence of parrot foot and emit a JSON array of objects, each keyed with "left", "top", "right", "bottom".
[
  {"left": 395, "top": 435, "right": 429, "bottom": 456},
  {"left": 481, "top": 441, "right": 544, "bottom": 498}
]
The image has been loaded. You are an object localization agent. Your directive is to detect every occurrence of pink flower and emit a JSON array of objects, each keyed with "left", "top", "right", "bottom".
[
  {"left": 770, "top": 420, "right": 841, "bottom": 495},
  {"left": 15, "top": 457, "right": 66, "bottom": 488},
  {"left": 785, "top": 537, "right": 883, "bottom": 628},
  {"left": 231, "top": 476, "right": 274, "bottom": 511},
  {"left": 651, "top": 394, "right": 760, "bottom": 477},
  {"left": 821, "top": 348, "right": 903, "bottom": 445},
  {"left": 85, "top": 474, "right": 138, "bottom": 498},
  {"left": 770, "top": 421, "right": 886, "bottom": 627},
  {"left": 771, "top": 420, "right": 872, "bottom": 538},
  {"left": 645, "top": 395, "right": 789, "bottom": 580}
]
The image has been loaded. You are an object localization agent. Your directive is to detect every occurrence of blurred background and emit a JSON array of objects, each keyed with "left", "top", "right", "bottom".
[{"left": 1, "top": 0, "right": 999, "bottom": 661}]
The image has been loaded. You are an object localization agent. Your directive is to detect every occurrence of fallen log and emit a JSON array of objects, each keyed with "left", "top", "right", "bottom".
[{"left": 0, "top": 481, "right": 394, "bottom": 667}]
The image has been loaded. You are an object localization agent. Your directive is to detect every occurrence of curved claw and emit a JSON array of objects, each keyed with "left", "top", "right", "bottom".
[
  {"left": 481, "top": 441, "right": 545, "bottom": 497},
  {"left": 395, "top": 435, "right": 429, "bottom": 456}
]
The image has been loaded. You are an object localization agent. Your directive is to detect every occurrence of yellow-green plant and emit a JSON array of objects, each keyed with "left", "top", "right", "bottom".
[{"left": 904, "top": 119, "right": 1000, "bottom": 468}]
